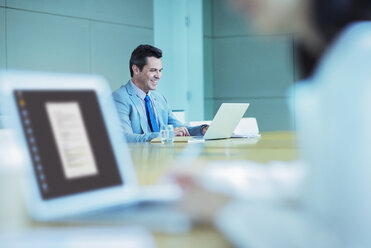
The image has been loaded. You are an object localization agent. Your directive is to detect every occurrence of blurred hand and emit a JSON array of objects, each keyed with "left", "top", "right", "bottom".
[
  {"left": 172, "top": 172, "right": 230, "bottom": 224},
  {"left": 174, "top": 127, "right": 190, "bottom": 136}
]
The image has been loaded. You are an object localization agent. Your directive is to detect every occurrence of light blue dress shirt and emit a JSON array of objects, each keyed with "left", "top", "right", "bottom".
[{"left": 130, "top": 81, "right": 159, "bottom": 132}]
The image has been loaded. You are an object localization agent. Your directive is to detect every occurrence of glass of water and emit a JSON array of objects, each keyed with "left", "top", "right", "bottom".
[{"left": 160, "top": 125, "right": 174, "bottom": 144}]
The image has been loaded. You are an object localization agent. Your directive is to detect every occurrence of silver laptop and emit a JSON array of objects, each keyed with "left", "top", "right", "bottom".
[
  {"left": 151, "top": 103, "right": 249, "bottom": 143},
  {"left": 0, "top": 71, "right": 182, "bottom": 224},
  {"left": 203, "top": 103, "right": 249, "bottom": 140}
]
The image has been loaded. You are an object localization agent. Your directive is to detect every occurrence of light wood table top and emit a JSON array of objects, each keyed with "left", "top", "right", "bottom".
[
  {"left": 129, "top": 131, "right": 298, "bottom": 247},
  {"left": 0, "top": 131, "right": 298, "bottom": 248}
]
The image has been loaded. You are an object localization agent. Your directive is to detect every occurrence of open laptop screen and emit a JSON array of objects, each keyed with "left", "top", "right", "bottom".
[{"left": 14, "top": 90, "right": 123, "bottom": 200}]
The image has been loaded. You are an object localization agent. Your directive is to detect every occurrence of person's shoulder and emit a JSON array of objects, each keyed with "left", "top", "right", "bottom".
[
  {"left": 335, "top": 22, "right": 371, "bottom": 52},
  {"left": 315, "top": 21, "right": 371, "bottom": 78},
  {"left": 112, "top": 81, "right": 131, "bottom": 99},
  {"left": 341, "top": 22, "right": 371, "bottom": 40},
  {"left": 328, "top": 22, "right": 371, "bottom": 58}
]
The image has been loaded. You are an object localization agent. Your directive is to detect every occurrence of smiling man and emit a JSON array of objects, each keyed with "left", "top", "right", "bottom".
[{"left": 112, "top": 44, "right": 207, "bottom": 142}]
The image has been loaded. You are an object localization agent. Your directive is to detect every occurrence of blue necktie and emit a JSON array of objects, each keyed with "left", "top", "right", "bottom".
[{"left": 144, "top": 95, "right": 159, "bottom": 132}]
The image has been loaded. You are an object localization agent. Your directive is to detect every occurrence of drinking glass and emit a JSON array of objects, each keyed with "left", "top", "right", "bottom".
[{"left": 160, "top": 125, "right": 174, "bottom": 144}]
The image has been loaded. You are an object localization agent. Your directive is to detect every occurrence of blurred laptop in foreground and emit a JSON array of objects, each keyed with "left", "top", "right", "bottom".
[{"left": 0, "top": 71, "right": 190, "bottom": 233}]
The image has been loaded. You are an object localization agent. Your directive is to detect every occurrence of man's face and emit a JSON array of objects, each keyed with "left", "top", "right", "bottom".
[{"left": 132, "top": 57, "right": 163, "bottom": 93}]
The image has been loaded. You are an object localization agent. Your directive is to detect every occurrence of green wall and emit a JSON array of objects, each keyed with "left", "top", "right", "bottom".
[
  {"left": 0, "top": 6, "right": 5, "bottom": 69},
  {"left": 0, "top": 0, "right": 154, "bottom": 92},
  {"left": 203, "top": 0, "right": 295, "bottom": 131},
  {"left": 0, "top": 0, "right": 295, "bottom": 130},
  {"left": 154, "top": 0, "right": 204, "bottom": 122}
]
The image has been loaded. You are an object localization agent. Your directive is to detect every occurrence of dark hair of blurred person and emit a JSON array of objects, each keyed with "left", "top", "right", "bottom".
[{"left": 298, "top": 0, "right": 371, "bottom": 78}]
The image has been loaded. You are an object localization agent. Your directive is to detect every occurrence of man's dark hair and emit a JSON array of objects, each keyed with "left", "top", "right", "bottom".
[
  {"left": 129, "top": 44, "right": 162, "bottom": 77},
  {"left": 297, "top": 0, "right": 371, "bottom": 79}
]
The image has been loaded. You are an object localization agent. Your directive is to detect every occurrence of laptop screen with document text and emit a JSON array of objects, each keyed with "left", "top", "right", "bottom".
[{"left": 14, "top": 90, "right": 123, "bottom": 200}]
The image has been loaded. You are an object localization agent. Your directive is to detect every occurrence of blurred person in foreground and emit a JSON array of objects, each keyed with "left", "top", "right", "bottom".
[{"left": 171, "top": 0, "right": 371, "bottom": 247}]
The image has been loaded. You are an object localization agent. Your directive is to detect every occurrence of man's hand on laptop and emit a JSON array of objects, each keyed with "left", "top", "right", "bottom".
[
  {"left": 201, "top": 125, "right": 209, "bottom": 135},
  {"left": 174, "top": 127, "right": 190, "bottom": 136}
]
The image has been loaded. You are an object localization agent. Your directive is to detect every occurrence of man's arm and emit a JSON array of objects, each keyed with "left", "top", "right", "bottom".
[
  {"left": 113, "top": 97, "right": 159, "bottom": 142},
  {"left": 168, "top": 111, "right": 207, "bottom": 136},
  {"left": 163, "top": 96, "right": 208, "bottom": 136},
  {"left": 187, "top": 125, "right": 208, "bottom": 136}
]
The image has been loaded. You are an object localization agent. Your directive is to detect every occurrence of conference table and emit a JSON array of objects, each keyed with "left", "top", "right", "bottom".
[
  {"left": 132, "top": 131, "right": 298, "bottom": 247},
  {"left": 0, "top": 131, "right": 298, "bottom": 247}
]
